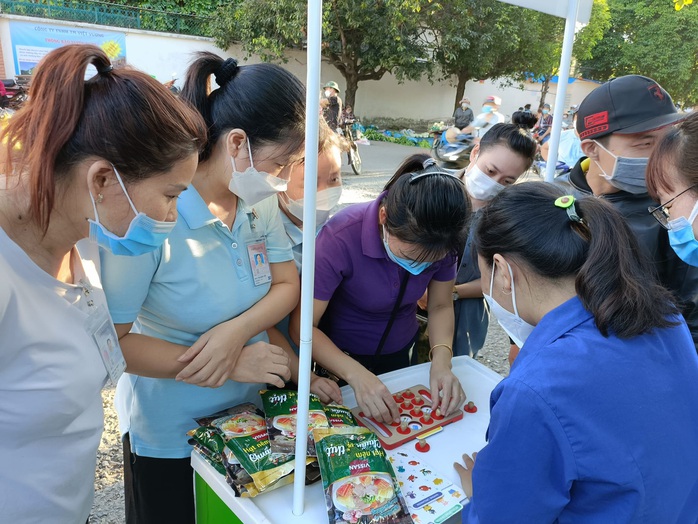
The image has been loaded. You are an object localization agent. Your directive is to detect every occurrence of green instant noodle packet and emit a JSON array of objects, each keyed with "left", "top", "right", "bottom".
[
  {"left": 324, "top": 404, "right": 359, "bottom": 427},
  {"left": 313, "top": 427, "right": 412, "bottom": 524},
  {"left": 260, "top": 389, "right": 330, "bottom": 456}
]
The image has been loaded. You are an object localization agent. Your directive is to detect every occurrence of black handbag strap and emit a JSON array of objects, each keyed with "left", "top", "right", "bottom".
[{"left": 374, "top": 271, "right": 410, "bottom": 358}]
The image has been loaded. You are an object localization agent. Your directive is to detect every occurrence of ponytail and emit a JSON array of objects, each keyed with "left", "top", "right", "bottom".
[
  {"left": 474, "top": 183, "right": 677, "bottom": 338},
  {"left": 1, "top": 44, "right": 206, "bottom": 231},
  {"left": 574, "top": 197, "right": 677, "bottom": 337},
  {"left": 180, "top": 51, "right": 306, "bottom": 163}
]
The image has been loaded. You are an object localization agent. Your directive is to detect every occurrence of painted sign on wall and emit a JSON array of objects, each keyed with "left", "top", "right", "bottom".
[{"left": 9, "top": 20, "right": 126, "bottom": 75}]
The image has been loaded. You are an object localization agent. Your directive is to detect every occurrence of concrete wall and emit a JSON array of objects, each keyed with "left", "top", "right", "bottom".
[{"left": 0, "top": 14, "right": 600, "bottom": 123}]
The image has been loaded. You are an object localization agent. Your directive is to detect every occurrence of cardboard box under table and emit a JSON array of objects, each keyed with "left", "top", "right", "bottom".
[{"left": 192, "top": 356, "right": 502, "bottom": 524}]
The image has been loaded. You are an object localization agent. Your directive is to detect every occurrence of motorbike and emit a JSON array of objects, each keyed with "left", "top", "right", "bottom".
[
  {"left": 431, "top": 129, "right": 476, "bottom": 170},
  {"left": 1, "top": 77, "right": 29, "bottom": 110}
]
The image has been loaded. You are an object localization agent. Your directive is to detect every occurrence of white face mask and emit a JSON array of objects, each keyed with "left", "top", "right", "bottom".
[
  {"left": 465, "top": 160, "right": 506, "bottom": 201},
  {"left": 325, "top": 89, "right": 333, "bottom": 98},
  {"left": 483, "top": 260, "right": 535, "bottom": 348},
  {"left": 285, "top": 185, "right": 343, "bottom": 226},
  {"left": 228, "top": 139, "right": 287, "bottom": 205}
]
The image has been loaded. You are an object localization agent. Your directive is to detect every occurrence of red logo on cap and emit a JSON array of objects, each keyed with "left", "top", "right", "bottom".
[
  {"left": 579, "top": 111, "right": 609, "bottom": 139},
  {"left": 584, "top": 111, "right": 608, "bottom": 128},
  {"left": 648, "top": 84, "right": 665, "bottom": 101}
]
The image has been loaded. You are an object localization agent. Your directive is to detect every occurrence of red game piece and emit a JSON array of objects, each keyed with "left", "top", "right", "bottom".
[
  {"left": 403, "top": 391, "right": 415, "bottom": 399},
  {"left": 413, "top": 397, "right": 425, "bottom": 406},
  {"left": 397, "top": 420, "right": 411, "bottom": 435},
  {"left": 464, "top": 401, "right": 478, "bottom": 413},
  {"left": 410, "top": 408, "right": 422, "bottom": 418},
  {"left": 394, "top": 394, "right": 404, "bottom": 403},
  {"left": 420, "top": 413, "right": 433, "bottom": 424},
  {"left": 415, "top": 438, "right": 430, "bottom": 453},
  {"left": 432, "top": 409, "right": 444, "bottom": 421},
  {"left": 401, "top": 402, "right": 413, "bottom": 410}
]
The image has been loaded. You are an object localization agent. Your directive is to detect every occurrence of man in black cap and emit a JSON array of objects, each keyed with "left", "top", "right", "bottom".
[{"left": 570, "top": 74, "right": 698, "bottom": 349}]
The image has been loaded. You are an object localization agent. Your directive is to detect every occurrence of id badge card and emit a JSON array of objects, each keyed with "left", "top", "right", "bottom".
[
  {"left": 247, "top": 239, "right": 272, "bottom": 286},
  {"left": 85, "top": 304, "right": 127, "bottom": 385}
]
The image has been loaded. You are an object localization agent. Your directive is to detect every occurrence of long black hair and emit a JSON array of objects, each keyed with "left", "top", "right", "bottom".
[
  {"left": 382, "top": 154, "right": 470, "bottom": 262},
  {"left": 474, "top": 182, "right": 677, "bottom": 338},
  {"left": 180, "top": 52, "right": 306, "bottom": 162}
]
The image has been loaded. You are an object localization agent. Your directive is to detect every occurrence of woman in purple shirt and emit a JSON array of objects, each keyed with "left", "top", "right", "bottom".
[{"left": 294, "top": 155, "right": 470, "bottom": 423}]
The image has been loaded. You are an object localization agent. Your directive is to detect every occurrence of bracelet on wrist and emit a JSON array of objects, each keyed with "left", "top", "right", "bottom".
[{"left": 429, "top": 344, "right": 453, "bottom": 362}]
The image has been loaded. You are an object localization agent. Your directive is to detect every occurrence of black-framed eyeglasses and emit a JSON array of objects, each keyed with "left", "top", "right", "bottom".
[{"left": 648, "top": 184, "right": 698, "bottom": 229}]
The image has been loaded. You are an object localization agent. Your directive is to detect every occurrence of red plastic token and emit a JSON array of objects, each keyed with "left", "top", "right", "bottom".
[
  {"left": 410, "top": 408, "right": 422, "bottom": 418},
  {"left": 394, "top": 395, "right": 404, "bottom": 403},
  {"left": 419, "top": 415, "right": 433, "bottom": 425},
  {"left": 403, "top": 391, "right": 415, "bottom": 399},
  {"left": 397, "top": 425, "right": 411, "bottom": 435},
  {"left": 401, "top": 402, "right": 413, "bottom": 410},
  {"left": 415, "top": 439, "right": 430, "bottom": 453},
  {"left": 413, "top": 397, "right": 425, "bottom": 406},
  {"left": 464, "top": 402, "right": 478, "bottom": 413}
]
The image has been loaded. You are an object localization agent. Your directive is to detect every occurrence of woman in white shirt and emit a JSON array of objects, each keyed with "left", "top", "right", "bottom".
[{"left": 0, "top": 44, "right": 205, "bottom": 524}]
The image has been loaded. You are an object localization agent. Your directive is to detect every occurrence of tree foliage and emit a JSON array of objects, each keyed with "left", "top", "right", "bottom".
[
  {"left": 579, "top": 0, "right": 698, "bottom": 105},
  {"left": 211, "top": 0, "right": 430, "bottom": 109}
]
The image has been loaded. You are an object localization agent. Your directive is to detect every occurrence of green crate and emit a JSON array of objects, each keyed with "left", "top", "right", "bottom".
[{"left": 195, "top": 472, "right": 244, "bottom": 524}]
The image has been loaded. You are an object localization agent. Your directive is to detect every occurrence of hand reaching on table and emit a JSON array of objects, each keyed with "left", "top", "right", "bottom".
[
  {"left": 348, "top": 367, "right": 400, "bottom": 424},
  {"left": 429, "top": 361, "right": 466, "bottom": 417},
  {"left": 454, "top": 452, "right": 477, "bottom": 499}
]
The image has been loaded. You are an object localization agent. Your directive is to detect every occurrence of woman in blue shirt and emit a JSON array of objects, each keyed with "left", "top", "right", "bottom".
[
  {"left": 101, "top": 53, "right": 309, "bottom": 523},
  {"left": 455, "top": 183, "right": 698, "bottom": 522}
]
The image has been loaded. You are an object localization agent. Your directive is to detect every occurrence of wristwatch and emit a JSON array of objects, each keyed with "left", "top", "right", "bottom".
[{"left": 452, "top": 286, "right": 459, "bottom": 302}]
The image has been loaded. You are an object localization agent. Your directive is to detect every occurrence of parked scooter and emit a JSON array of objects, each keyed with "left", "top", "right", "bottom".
[{"left": 1, "top": 77, "right": 29, "bottom": 109}]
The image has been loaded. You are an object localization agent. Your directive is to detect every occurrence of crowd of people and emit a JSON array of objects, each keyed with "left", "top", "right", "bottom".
[{"left": 1, "top": 44, "right": 697, "bottom": 524}]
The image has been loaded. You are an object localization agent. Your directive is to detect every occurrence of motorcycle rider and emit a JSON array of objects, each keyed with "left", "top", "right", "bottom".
[
  {"left": 568, "top": 74, "right": 698, "bottom": 351},
  {"left": 462, "top": 95, "right": 506, "bottom": 139}
]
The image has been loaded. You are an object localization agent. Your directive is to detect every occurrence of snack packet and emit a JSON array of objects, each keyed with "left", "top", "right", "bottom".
[
  {"left": 324, "top": 404, "right": 358, "bottom": 427},
  {"left": 260, "top": 389, "right": 330, "bottom": 456},
  {"left": 314, "top": 427, "right": 412, "bottom": 524}
]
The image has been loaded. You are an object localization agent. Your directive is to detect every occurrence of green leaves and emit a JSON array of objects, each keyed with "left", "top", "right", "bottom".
[{"left": 579, "top": 0, "right": 698, "bottom": 105}]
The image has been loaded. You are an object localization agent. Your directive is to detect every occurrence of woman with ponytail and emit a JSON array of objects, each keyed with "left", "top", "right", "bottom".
[
  {"left": 100, "top": 52, "right": 337, "bottom": 523},
  {"left": 454, "top": 183, "right": 698, "bottom": 522},
  {"left": 0, "top": 45, "right": 205, "bottom": 523}
]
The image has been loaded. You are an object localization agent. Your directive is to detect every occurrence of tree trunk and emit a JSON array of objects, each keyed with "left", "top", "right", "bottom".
[
  {"left": 343, "top": 73, "right": 359, "bottom": 112},
  {"left": 538, "top": 76, "right": 551, "bottom": 110},
  {"left": 454, "top": 71, "right": 471, "bottom": 110}
]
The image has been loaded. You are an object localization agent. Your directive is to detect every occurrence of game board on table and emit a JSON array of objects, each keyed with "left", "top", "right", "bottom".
[{"left": 350, "top": 385, "right": 464, "bottom": 450}]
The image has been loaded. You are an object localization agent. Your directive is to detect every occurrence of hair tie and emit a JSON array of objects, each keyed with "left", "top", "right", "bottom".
[
  {"left": 554, "top": 195, "right": 584, "bottom": 223},
  {"left": 422, "top": 158, "right": 437, "bottom": 169},
  {"left": 97, "top": 64, "right": 113, "bottom": 75},
  {"left": 214, "top": 57, "right": 239, "bottom": 87}
]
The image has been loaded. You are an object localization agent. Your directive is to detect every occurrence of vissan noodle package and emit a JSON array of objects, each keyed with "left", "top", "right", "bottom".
[
  {"left": 260, "top": 389, "right": 330, "bottom": 456},
  {"left": 314, "top": 426, "right": 412, "bottom": 524}
]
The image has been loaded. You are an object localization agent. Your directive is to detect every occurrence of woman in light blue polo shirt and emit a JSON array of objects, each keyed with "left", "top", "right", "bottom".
[
  {"left": 101, "top": 53, "right": 306, "bottom": 524},
  {"left": 454, "top": 183, "right": 698, "bottom": 522}
]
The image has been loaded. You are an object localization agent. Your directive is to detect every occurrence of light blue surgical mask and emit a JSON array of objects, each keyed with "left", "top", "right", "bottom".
[
  {"left": 667, "top": 199, "right": 698, "bottom": 266},
  {"left": 89, "top": 166, "right": 176, "bottom": 256},
  {"left": 481, "top": 105, "right": 494, "bottom": 114},
  {"left": 382, "top": 225, "right": 431, "bottom": 275},
  {"left": 593, "top": 140, "right": 649, "bottom": 194}
]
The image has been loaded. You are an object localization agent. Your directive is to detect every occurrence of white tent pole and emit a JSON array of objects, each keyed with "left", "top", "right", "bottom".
[
  {"left": 292, "top": 0, "right": 322, "bottom": 516},
  {"left": 544, "top": 0, "right": 579, "bottom": 183}
]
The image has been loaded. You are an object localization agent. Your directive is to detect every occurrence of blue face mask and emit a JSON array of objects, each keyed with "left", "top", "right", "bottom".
[
  {"left": 667, "top": 199, "right": 698, "bottom": 266},
  {"left": 382, "top": 225, "right": 431, "bottom": 275},
  {"left": 89, "top": 166, "right": 177, "bottom": 256},
  {"left": 542, "top": 109, "right": 550, "bottom": 115},
  {"left": 481, "top": 105, "right": 494, "bottom": 114}
]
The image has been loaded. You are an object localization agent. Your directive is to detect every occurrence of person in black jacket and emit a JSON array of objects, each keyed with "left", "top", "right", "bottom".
[
  {"left": 453, "top": 97, "right": 474, "bottom": 130},
  {"left": 568, "top": 74, "right": 698, "bottom": 350}
]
